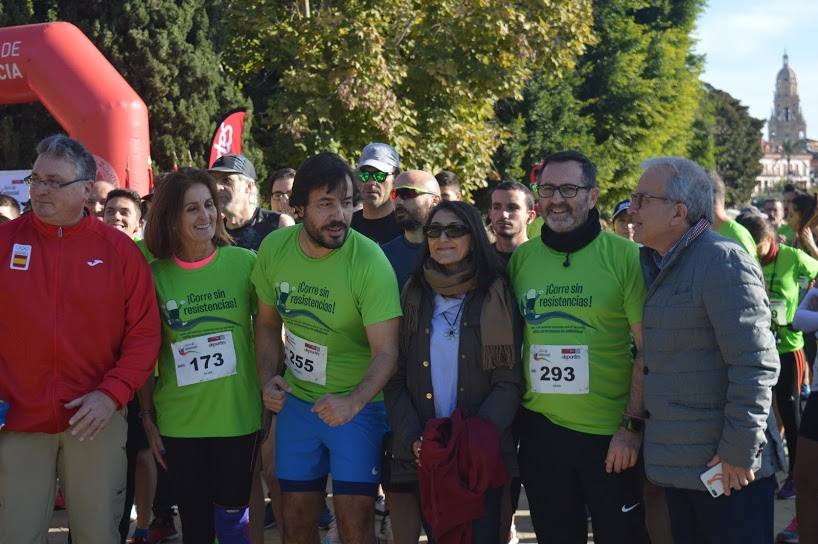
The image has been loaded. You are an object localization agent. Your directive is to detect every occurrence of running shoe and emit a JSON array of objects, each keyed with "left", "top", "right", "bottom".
[
  {"left": 264, "top": 502, "right": 277, "bottom": 529},
  {"left": 777, "top": 516, "right": 799, "bottom": 543},
  {"left": 147, "top": 513, "right": 179, "bottom": 543},
  {"left": 778, "top": 477, "right": 797, "bottom": 500},
  {"left": 318, "top": 503, "right": 334, "bottom": 530},
  {"left": 127, "top": 536, "right": 148, "bottom": 544}
]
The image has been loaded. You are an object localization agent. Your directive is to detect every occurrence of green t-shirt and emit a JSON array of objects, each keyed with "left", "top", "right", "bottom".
[
  {"left": 716, "top": 220, "right": 757, "bottom": 259},
  {"left": 508, "top": 231, "right": 645, "bottom": 435},
  {"left": 152, "top": 246, "right": 262, "bottom": 438},
  {"left": 251, "top": 225, "right": 402, "bottom": 403},
  {"left": 764, "top": 244, "right": 818, "bottom": 353},
  {"left": 778, "top": 224, "right": 795, "bottom": 246}
]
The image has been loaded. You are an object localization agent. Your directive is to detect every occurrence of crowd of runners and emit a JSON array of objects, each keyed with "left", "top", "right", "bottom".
[{"left": 1, "top": 135, "right": 817, "bottom": 544}]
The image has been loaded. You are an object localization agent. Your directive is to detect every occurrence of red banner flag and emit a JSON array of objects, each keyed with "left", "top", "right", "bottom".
[{"left": 208, "top": 108, "right": 247, "bottom": 167}]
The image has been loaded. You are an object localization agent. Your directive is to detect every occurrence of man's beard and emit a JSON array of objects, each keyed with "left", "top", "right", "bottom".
[
  {"left": 395, "top": 206, "right": 423, "bottom": 231},
  {"left": 304, "top": 218, "right": 348, "bottom": 249}
]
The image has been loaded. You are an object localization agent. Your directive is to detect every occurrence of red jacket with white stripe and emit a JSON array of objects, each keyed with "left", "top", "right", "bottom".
[{"left": 0, "top": 213, "right": 161, "bottom": 433}]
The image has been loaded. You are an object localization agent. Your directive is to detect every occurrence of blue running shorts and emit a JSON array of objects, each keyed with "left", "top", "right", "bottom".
[{"left": 275, "top": 394, "right": 388, "bottom": 496}]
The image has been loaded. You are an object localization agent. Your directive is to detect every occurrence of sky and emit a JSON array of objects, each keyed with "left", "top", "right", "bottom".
[{"left": 694, "top": 0, "right": 818, "bottom": 140}]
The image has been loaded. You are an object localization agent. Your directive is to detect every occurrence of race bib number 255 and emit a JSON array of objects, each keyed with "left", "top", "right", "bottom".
[
  {"left": 529, "top": 345, "right": 589, "bottom": 395},
  {"left": 284, "top": 329, "right": 328, "bottom": 386}
]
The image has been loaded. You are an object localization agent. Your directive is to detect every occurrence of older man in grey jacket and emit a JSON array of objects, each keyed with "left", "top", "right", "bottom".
[{"left": 629, "top": 156, "right": 782, "bottom": 544}]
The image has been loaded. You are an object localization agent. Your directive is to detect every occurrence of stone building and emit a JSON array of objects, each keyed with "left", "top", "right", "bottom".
[
  {"left": 754, "top": 54, "right": 813, "bottom": 194},
  {"left": 768, "top": 53, "right": 807, "bottom": 145}
]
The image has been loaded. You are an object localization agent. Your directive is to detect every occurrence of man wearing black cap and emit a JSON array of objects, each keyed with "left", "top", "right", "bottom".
[
  {"left": 352, "top": 143, "right": 402, "bottom": 244},
  {"left": 210, "top": 154, "right": 294, "bottom": 252},
  {"left": 612, "top": 199, "right": 634, "bottom": 241}
]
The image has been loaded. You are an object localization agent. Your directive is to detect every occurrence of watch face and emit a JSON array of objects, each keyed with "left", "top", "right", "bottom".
[{"left": 623, "top": 416, "right": 643, "bottom": 433}]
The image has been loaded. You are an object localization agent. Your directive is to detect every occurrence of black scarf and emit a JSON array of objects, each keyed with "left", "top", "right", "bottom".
[{"left": 540, "top": 208, "right": 602, "bottom": 267}]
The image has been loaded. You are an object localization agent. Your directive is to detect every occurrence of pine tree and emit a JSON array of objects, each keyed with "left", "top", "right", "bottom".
[
  {"left": 495, "top": 0, "right": 705, "bottom": 209},
  {"left": 0, "top": 1, "right": 257, "bottom": 176},
  {"left": 704, "top": 84, "right": 764, "bottom": 205}
]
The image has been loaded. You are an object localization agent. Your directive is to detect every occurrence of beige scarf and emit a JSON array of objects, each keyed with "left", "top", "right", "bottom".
[{"left": 400, "top": 258, "right": 516, "bottom": 370}]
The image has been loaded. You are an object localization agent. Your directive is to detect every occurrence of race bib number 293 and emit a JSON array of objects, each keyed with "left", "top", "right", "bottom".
[{"left": 529, "top": 345, "right": 590, "bottom": 395}]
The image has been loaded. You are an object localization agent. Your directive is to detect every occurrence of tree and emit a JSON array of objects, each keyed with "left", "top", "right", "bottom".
[
  {"left": 0, "top": 0, "right": 257, "bottom": 175},
  {"left": 495, "top": 0, "right": 705, "bottom": 209},
  {"left": 699, "top": 84, "right": 764, "bottom": 205},
  {"left": 225, "top": 0, "right": 595, "bottom": 195}
]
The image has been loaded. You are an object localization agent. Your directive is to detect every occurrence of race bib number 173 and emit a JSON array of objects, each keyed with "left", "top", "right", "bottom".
[
  {"left": 529, "top": 345, "right": 590, "bottom": 395},
  {"left": 172, "top": 331, "right": 238, "bottom": 387}
]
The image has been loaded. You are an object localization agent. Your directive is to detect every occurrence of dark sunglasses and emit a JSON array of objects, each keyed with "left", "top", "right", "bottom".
[
  {"left": 391, "top": 187, "right": 437, "bottom": 200},
  {"left": 423, "top": 223, "right": 471, "bottom": 239},
  {"left": 358, "top": 170, "right": 389, "bottom": 183}
]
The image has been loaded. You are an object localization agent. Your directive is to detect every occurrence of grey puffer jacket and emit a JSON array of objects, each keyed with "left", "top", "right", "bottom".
[{"left": 640, "top": 230, "right": 782, "bottom": 491}]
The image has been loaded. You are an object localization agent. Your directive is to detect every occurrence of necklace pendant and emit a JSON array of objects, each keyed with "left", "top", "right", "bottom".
[{"left": 445, "top": 328, "right": 457, "bottom": 339}]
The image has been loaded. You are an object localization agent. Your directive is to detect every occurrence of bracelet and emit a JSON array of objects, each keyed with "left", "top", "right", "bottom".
[{"left": 138, "top": 410, "right": 155, "bottom": 418}]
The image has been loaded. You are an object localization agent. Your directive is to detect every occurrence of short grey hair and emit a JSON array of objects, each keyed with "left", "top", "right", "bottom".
[
  {"left": 641, "top": 157, "right": 713, "bottom": 225},
  {"left": 36, "top": 135, "right": 97, "bottom": 182}
]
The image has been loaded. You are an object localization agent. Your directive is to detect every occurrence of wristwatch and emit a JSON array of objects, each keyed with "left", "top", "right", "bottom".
[{"left": 621, "top": 415, "right": 644, "bottom": 433}]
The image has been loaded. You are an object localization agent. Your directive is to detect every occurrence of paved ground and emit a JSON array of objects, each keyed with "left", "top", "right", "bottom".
[{"left": 48, "top": 476, "right": 796, "bottom": 543}]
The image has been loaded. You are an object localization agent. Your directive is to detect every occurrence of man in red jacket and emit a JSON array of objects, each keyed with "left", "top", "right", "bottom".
[{"left": 0, "top": 135, "right": 161, "bottom": 544}]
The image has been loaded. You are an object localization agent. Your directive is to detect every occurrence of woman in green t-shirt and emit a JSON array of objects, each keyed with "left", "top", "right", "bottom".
[
  {"left": 140, "top": 168, "right": 262, "bottom": 544},
  {"left": 739, "top": 214, "right": 818, "bottom": 498}
]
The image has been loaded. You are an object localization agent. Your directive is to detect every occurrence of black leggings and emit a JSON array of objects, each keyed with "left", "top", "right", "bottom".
[
  {"left": 163, "top": 433, "right": 259, "bottom": 544},
  {"left": 518, "top": 409, "right": 648, "bottom": 544},
  {"left": 776, "top": 350, "right": 803, "bottom": 475}
]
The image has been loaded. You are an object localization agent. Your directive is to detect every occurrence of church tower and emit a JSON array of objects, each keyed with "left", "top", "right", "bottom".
[{"left": 768, "top": 53, "right": 807, "bottom": 145}]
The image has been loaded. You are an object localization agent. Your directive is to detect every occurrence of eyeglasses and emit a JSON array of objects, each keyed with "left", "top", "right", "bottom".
[
  {"left": 423, "top": 223, "right": 471, "bottom": 239},
  {"left": 536, "top": 184, "right": 590, "bottom": 199},
  {"left": 358, "top": 170, "right": 389, "bottom": 183},
  {"left": 630, "top": 192, "right": 673, "bottom": 208},
  {"left": 24, "top": 174, "right": 90, "bottom": 191},
  {"left": 391, "top": 187, "right": 438, "bottom": 200},
  {"left": 271, "top": 191, "right": 291, "bottom": 201}
]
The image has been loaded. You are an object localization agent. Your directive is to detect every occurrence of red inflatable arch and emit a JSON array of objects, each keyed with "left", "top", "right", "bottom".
[{"left": 0, "top": 22, "right": 151, "bottom": 195}]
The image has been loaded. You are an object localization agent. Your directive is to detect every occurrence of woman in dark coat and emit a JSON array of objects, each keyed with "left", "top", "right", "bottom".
[{"left": 384, "top": 200, "right": 522, "bottom": 544}]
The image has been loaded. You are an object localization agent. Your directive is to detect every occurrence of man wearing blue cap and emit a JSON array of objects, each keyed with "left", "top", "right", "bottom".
[{"left": 352, "top": 143, "right": 403, "bottom": 244}]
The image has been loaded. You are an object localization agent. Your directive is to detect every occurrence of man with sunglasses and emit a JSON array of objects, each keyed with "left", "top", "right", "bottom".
[
  {"left": 382, "top": 170, "right": 441, "bottom": 288},
  {"left": 508, "top": 150, "right": 648, "bottom": 543},
  {"left": 351, "top": 142, "right": 403, "bottom": 244},
  {"left": 0, "top": 135, "right": 160, "bottom": 544}
]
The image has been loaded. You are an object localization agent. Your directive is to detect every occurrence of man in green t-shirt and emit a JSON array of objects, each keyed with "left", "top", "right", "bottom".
[
  {"left": 508, "top": 150, "right": 648, "bottom": 543},
  {"left": 709, "top": 172, "right": 757, "bottom": 257},
  {"left": 252, "top": 152, "right": 401, "bottom": 544}
]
